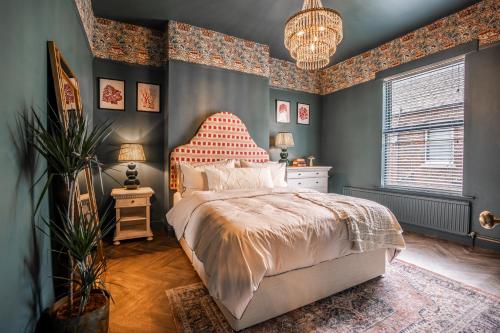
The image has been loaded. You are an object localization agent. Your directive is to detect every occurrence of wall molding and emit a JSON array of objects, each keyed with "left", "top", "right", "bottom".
[{"left": 74, "top": 0, "right": 499, "bottom": 95}]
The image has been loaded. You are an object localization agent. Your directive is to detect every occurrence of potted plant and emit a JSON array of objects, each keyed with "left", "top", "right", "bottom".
[{"left": 26, "top": 108, "right": 113, "bottom": 333}]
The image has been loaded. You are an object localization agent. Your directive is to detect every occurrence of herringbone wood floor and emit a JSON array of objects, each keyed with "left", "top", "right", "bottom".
[{"left": 105, "top": 225, "right": 500, "bottom": 333}]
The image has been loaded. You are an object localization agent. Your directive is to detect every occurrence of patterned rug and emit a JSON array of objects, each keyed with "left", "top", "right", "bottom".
[{"left": 166, "top": 260, "right": 500, "bottom": 332}]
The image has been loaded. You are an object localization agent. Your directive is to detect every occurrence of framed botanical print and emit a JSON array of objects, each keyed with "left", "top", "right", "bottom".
[
  {"left": 98, "top": 78, "right": 125, "bottom": 110},
  {"left": 276, "top": 100, "right": 291, "bottom": 123},
  {"left": 137, "top": 82, "right": 161, "bottom": 113},
  {"left": 297, "top": 102, "right": 310, "bottom": 125}
]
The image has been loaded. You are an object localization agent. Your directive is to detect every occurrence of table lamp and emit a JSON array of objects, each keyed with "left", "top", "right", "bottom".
[
  {"left": 118, "top": 143, "right": 146, "bottom": 189},
  {"left": 275, "top": 132, "right": 295, "bottom": 165}
]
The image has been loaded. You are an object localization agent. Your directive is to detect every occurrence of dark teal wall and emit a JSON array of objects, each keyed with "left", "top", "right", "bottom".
[
  {"left": 321, "top": 80, "right": 383, "bottom": 194},
  {"left": 167, "top": 60, "right": 270, "bottom": 150},
  {"left": 321, "top": 42, "right": 500, "bottom": 242},
  {"left": 464, "top": 44, "right": 500, "bottom": 242},
  {"left": 0, "top": 1, "right": 93, "bottom": 332},
  {"left": 269, "top": 88, "right": 322, "bottom": 162},
  {"left": 92, "top": 59, "right": 167, "bottom": 222}
]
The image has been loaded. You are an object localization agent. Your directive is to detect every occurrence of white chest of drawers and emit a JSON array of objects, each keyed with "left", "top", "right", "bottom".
[{"left": 286, "top": 166, "right": 332, "bottom": 193}]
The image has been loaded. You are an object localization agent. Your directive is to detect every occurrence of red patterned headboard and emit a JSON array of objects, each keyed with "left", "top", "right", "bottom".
[{"left": 169, "top": 112, "right": 270, "bottom": 189}]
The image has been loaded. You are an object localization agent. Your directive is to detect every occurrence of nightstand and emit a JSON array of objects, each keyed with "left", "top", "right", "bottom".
[
  {"left": 111, "top": 187, "right": 154, "bottom": 245},
  {"left": 286, "top": 166, "right": 332, "bottom": 193}
]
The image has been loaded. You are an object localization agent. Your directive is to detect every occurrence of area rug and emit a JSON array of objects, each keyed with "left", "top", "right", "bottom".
[{"left": 166, "top": 260, "right": 500, "bottom": 332}]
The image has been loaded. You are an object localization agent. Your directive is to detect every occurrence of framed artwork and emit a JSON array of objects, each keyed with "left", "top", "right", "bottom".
[
  {"left": 98, "top": 78, "right": 125, "bottom": 110},
  {"left": 276, "top": 100, "right": 291, "bottom": 123},
  {"left": 137, "top": 82, "right": 161, "bottom": 112},
  {"left": 297, "top": 102, "right": 310, "bottom": 125}
]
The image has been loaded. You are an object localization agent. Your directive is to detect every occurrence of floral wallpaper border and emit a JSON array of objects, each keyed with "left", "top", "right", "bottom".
[
  {"left": 74, "top": 0, "right": 95, "bottom": 52},
  {"left": 93, "top": 18, "right": 165, "bottom": 67},
  {"left": 74, "top": 0, "right": 499, "bottom": 95},
  {"left": 269, "top": 58, "right": 321, "bottom": 94},
  {"left": 320, "top": 0, "right": 500, "bottom": 95},
  {"left": 168, "top": 21, "right": 270, "bottom": 78}
]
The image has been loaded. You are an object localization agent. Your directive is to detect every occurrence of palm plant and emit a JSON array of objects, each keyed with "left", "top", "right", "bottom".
[{"left": 24, "top": 107, "right": 114, "bottom": 318}]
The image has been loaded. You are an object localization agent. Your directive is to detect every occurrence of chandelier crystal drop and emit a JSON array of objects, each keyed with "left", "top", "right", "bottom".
[{"left": 284, "top": 0, "right": 343, "bottom": 70}]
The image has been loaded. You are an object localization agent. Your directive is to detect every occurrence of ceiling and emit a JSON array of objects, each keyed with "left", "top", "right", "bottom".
[{"left": 92, "top": 0, "right": 480, "bottom": 64}]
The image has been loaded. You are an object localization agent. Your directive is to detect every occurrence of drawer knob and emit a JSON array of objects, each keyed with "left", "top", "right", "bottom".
[
  {"left": 298, "top": 173, "right": 302, "bottom": 176},
  {"left": 131, "top": 200, "right": 135, "bottom": 203},
  {"left": 316, "top": 172, "right": 319, "bottom": 175},
  {"left": 298, "top": 182, "right": 302, "bottom": 185},
  {"left": 316, "top": 181, "right": 319, "bottom": 184}
]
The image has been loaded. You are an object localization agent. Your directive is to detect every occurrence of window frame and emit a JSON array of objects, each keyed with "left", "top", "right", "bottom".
[{"left": 381, "top": 56, "right": 465, "bottom": 195}]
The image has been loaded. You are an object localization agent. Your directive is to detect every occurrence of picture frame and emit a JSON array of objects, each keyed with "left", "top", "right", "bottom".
[
  {"left": 276, "top": 100, "right": 291, "bottom": 123},
  {"left": 98, "top": 78, "right": 125, "bottom": 111},
  {"left": 136, "top": 82, "right": 161, "bottom": 113},
  {"left": 297, "top": 102, "right": 310, "bottom": 125}
]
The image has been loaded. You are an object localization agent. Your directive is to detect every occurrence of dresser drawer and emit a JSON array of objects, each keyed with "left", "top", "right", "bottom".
[
  {"left": 287, "top": 177, "right": 327, "bottom": 188},
  {"left": 287, "top": 170, "right": 328, "bottom": 179},
  {"left": 115, "top": 197, "right": 148, "bottom": 208}
]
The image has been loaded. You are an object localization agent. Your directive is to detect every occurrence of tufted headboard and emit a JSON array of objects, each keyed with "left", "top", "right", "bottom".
[{"left": 169, "top": 112, "right": 270, "bottom": 189}]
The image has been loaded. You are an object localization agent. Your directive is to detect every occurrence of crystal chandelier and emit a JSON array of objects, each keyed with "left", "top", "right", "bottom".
[{"left": 284, "top": 0, "right": 343, "bottom": 70}]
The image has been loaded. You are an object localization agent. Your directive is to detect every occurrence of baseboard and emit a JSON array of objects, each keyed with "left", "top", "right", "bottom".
[
  {"left": 473, "top": 237, "right": 500, "bottom": 252},
  {"left": 400, "top": 222, "right": 473, "bottom": 246},
  {"left": 400, "top": 222, "right": 500, "bottom": 252}
]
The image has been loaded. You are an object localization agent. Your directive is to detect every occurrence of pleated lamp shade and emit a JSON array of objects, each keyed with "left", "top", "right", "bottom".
[
  {"left": 118, "top": 144, "right": 146, "bottom": 162},
  {"left": 275, "top": 132, "right": 295, "bottom": 149}
]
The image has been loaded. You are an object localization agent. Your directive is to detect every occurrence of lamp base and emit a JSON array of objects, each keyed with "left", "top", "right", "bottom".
[
  {"left": 124, "top": 163, "right": 141, "bottom": 190},
  {"left": 279, "top": 148, "right": 290, "bottom": 165}
]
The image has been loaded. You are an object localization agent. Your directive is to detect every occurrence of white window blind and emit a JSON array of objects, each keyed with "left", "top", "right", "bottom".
[{"left": 382, "top": 58, "right": 465, "bottom": 195}]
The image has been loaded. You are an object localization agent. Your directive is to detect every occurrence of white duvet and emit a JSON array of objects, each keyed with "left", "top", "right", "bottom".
[{"left": 166, "top": 188, "right": 405, "bottom": 319}]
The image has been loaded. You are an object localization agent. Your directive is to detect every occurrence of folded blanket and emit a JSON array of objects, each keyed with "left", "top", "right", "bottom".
[{"left": 296, "top": 192, "right": 405, "bottom": 253}]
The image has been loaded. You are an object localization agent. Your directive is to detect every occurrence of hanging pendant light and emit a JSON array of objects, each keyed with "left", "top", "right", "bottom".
[{"left": 284, "top": 0, "right": 343, "bottom": 70}]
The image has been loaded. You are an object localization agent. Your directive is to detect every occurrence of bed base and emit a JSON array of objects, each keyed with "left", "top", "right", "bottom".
[{"left": 179, "top": 239, "right": 386, "bottom": 331}]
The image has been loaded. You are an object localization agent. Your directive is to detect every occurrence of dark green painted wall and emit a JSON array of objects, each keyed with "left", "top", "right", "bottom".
[
  {"left": 0, "top": 1, "right": 93, "bottom": 331},
  {"left": 92, "top": 59, "right": 167, "bottom": 222},
  {"left": 269, "top": 88, "right": 322, "bottom": 163},
  {"left": 321, "top": 79, "right": 383, "bottom": 194},
  {"left": 463, "top": 44, "right": 500, "bottom": 241},
  {"left": 321, "top": 42, "right": 500, "bottom": 242}
]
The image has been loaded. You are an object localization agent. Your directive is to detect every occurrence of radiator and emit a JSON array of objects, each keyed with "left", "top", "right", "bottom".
[{"left": 342, "top": 187, "right": 471, "bottom": 235}]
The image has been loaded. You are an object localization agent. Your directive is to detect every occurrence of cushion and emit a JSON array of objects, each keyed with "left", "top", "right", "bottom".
[
  {"left": 204, "top": 167, "right": 274, "bottom": 192},
  {"left": 178, "top": 160, "right": 235, "bottom": 195},
  {"left": 240, "top": 160, "right": 287, "bottom": 187}
]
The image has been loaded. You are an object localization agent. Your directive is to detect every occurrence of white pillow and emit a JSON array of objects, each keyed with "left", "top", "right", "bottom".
[
  {"left": 178, "top": 160, "right": 235, "bottom": 195},
  {"left": 204, "top": 167, "right": 274, "bottom": 192},
  {"left": 240, "top": 160, "right": 287, "bottom": 187}
]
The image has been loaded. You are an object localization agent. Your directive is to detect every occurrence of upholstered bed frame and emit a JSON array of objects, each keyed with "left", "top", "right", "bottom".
[{"left": 169, "top": 112, "right": 386, "bottom": 331}]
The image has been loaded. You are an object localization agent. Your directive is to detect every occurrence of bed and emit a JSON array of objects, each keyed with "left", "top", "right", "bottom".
[{"left": 166, "top": 112, "right": 405, "bottom": 331}]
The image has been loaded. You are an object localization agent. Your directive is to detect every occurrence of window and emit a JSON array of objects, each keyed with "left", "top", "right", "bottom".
[
  {"left": 425, "top": 129, "right": 453, "bottom": 165},
  {"left": 382, "top": 58, "right": 464, "bottom": 195}
]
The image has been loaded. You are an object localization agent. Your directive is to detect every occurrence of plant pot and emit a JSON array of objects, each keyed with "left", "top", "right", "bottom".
[{"left": 49, "top": 292, "right": 109, "bottom": 333}]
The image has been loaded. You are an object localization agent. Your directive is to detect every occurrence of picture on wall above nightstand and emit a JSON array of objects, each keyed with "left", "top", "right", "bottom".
[
  {"left": 137, "top": 82, "right": 161, "bottom": 112},
  {"left": 297, "top": 102, "right": 310, "bottom": 125},
  {"left": 276, "top": 100, "right": 291, "bottom": 123},
  {"left": 98, "top": 78, "right": 125, "bottom": 111}
]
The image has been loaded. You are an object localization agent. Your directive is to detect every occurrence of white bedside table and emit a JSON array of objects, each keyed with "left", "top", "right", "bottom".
[
  {"left": 111, "top": 187, "right": 154, "bottom": 245},
  {"left": 286, "top": 166, "right": 332, "bottom": 193}
]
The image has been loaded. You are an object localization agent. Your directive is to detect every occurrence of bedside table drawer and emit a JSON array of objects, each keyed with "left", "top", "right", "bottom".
[
  {"left": 287, "top": 170, "right": 328, "bottom": 179},
  {"left": 115, "top": 197, "right": 148, "bottom": 208},
  {"left": 287, "top": 177, "right": 327, "bottom": 188}
]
